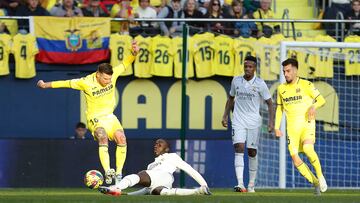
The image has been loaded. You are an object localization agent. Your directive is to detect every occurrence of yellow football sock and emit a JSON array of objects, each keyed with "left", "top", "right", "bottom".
[
  {"left": 296, "top": 162, "right": 319, "bottom": 185},
  {"left": 116, "top": 144, "right": 127, "bottom": 175},
  {"left": 303, "top": 144, "right": 324, "bottom": 178},
  {"left": 99, "top": 144, "right": 110, "bottom": 172}
]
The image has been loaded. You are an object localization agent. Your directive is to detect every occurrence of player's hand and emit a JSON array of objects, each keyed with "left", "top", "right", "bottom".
[
  {"left": 308, "top": 106, "right": 316, "bottom": 121},
  {"left": 131, "top": 40, "right": 140, "bottom": 56},
  {"left": 37, "top": 80, "right": 47, "bottom": 89},
  {"left": 221, "top": 116, "right": 228, "bottom": 128},
  {"left": 275, "top": 129, "right": 282, "bottom": 137}
]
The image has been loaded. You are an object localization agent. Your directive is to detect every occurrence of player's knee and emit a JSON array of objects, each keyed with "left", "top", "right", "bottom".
[
  {"left": 291, "top": 154, "right": 303, "bottom": 166},
  {"left": 137, "top": 170, "right": 151, "bottom": 187},
  {"left": 95, "top": 127, "right": 108, "bottom": 143},
  {"left": 234, "top": 143, "right": 245, "bottom": 153},
  {"left": 248, "top": 148, "right": 257, "bottom": 157},
  {"left": 115, "top": 131, "right": 126, "bottom": 145},
  {"left": 302, "top": 144, "right": 315, "bottom": 155}
]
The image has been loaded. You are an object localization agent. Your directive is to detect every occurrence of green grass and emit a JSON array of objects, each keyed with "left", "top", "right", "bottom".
[{"left": 0, "top": 188, "right": 359, "bottom": 203}]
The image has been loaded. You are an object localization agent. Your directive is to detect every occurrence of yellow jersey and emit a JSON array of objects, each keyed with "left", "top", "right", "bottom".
[
  {"left": 52, "top": 55, "right": 135, "bottom": 119},
  {"left": 270, "top": 34, "right": 289, "bottom": 75},
  {"left": 0, "top": 33, "right": 11, "bottom": 76},
  {"left": 192, "top": 32, "right": 215, "bottom": 78},
  {"left": 213, "top": 35, "right": 234, "bottom": 77},
  {"left": 151, "top": 35, "right": 173, "bottom": 77},
  {"left": 134, "top": 35, "right": 152, "bottom": 78},
  {"left": 314, "top": 35, "right": 336, "bottom": 78},
  {"left": 109, "top": 33, "right": 133, "bottom": 76},
  {"left": 295, "top": 36, "right": 316, "bottom": 79},
  {"left": 257, "top": 36, "right": 277, "bottom": 81},
  {"left": 171, "top": 36, "right": 195, "bottom": 78},
  {"left": 275, "top": 78, "right": 325, "bottom": 128},
  {"left": 233, "top": 37, "right": 256, "bottom": 76},
  {"left": 12, "top": 33, "right": 38, "bottom": 79},
  {"left": 344, "top": 35, "right": 360, "bottom": 76}
]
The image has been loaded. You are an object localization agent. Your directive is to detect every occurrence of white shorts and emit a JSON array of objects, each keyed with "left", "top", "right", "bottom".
[
  {"left": 232, "top": 127, "right": 260, "bottom": 149},
  {"left": 146, "top": 170, "right": 174, "bottom": 192}
]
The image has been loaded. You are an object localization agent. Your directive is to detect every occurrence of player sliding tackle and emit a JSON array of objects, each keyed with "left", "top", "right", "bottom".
[
  {"left": 275, "top": 58, "right": 327, "bottom": 195},
  {"left": 37, "top": 41, "right": 140, "bottom": 187},
  {"left": 99, "top": 139, "right": 211, "bottom": 196}
]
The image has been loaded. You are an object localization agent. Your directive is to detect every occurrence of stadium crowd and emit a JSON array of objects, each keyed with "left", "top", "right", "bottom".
[{"left": 0, "top": 0, "right": 285, "bottom": 37}]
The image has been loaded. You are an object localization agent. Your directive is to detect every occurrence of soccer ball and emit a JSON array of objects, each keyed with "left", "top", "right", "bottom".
[{"left": 84, "top": 170, "right": 104, "bottom": 189}]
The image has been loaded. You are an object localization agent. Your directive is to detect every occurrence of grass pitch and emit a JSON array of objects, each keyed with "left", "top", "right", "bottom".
[{"left": 0, "top": 188, "right": 359, "bottom": 203}]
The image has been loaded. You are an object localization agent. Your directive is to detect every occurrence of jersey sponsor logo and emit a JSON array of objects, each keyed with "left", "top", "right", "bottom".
[
  {"left": 296, "top": 88, "right": 301, "bottom": 93},
  {"left": 236, "top": 91, "right": 256, "bottom": 100},
  {"left": 92, "top": 84, "right": 113, "bottom": 96},
  {"left": 283, "top": 95, "right": 302, "bottom": 103}
]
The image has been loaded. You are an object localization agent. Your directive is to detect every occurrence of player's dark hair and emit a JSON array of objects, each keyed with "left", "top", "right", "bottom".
[
  {"left": 97, "top": 63, "right": 113, "bottom": 75},
  {"left": 244, "top": 55, "right": 257, "bottom": 65},
  {"left": 282, "top": 58, "right": 298, "bottom": 69},
  {"left": 76, "top": 122, "right": 86, "bottom": 129}
]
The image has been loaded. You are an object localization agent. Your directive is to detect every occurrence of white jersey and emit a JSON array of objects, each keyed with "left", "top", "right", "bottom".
[
  {"left": 229, "top": 76, "right": 271, "bottom": 129},
  {"left": 146, "top": 153, "right": 207, "bottom": 186}
]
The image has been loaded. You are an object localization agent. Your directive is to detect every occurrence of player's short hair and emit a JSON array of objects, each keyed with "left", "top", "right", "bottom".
[
  {"left": 352, "top": 0, "right": 360, "bottom": 5},
  {"left": 97, "top": 63, "right": 113, "bottom": 75},
  {"left": 76, "top": 122, "right": 86, "bottom": 129},
  {"left": 244, "top": 55, "right": 257, "bottom": 65},
  {"left": 282, "top": 58, "right": 298, "bottom": 69}
]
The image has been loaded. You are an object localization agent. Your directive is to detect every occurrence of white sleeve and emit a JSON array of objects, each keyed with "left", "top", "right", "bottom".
[
  {"left": 172, "top": 154, "right": 208, "bottom": 186},
  {"left": 229, "top": 77, "right": 236, "bottom": 97},
  {"left": 260, "top": 80, "right": 271, "bottom": 100}
]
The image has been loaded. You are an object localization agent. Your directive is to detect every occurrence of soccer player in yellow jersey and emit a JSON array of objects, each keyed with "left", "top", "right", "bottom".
[
  {"left": 275, "top": 58, "right": 327, "bottom": 195},
  {"left": 37, "top": 41, "right": 140, "bottom": 186}
]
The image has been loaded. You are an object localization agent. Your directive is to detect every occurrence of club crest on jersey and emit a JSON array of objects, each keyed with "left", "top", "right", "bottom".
[
  {"left": 65, "top": 29, "right": 82, "bottom": 51},
  {"left": 296, "top": 88, "right": 301, "bottom": 93}
]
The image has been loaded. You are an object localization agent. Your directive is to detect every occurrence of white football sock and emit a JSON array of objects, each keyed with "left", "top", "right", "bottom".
[
  {"left": 234, "top": 153, "right": 244, "bottom": 187},
  {"left": 249, "top": 155, "right": 258, "bottom": 186},
  {"left": 117, "top": 174, "right": 140, "bottom": 190},
  {"left": 160, "top": 188, "right": 199, "bottom": 195}
]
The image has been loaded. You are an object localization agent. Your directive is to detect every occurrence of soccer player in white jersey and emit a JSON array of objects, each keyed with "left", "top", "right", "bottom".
[
  {"left": 222, "top": 55, "right": 274, "bottom": 193},
  {"left": 99, "top": 139, "right": 211, "bottom": 196}
]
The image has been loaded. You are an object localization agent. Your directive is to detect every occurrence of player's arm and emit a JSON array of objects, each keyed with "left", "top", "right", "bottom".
[
  {"left": 261, "top": 81, "right": 274, "bottom": 132},
  {"left": 173, "top": 155, "right": 208, "bottom": 187},
  {"left": 274, "top": 87, "right": 284, "bottom": 137},
  {"left": 307, "top": 82, "right": 326, "bottom": 120},
  {"left": 222, "top": 78, "right": 236, "bottom": 128},
  {"left": 265, "top": 98, "right": 274, "bottom": 132},
  {"left": 113, "top": 41, "right": 140, "bottom": 74},
  {"left": 37, "top": 78, "right": 85, "bottom": 90},
  {"left": 222, "top": 96, "right": 234, "bottom": 128}
]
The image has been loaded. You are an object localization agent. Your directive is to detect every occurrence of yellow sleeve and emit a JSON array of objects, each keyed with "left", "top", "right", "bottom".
[
  {"left": 51, "top": 78, "right": 85, "bottom": 90},
  {"left": 307, "top": 82, "right": 326, "bottom": 109},
  {"left": 114, "top": 54, "right": 136, "bottom": 75},
  {"left": 275, "top": 87, "right": 283, "bottom": 129}
]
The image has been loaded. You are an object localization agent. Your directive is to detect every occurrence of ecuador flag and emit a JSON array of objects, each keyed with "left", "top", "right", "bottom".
[{"left": 34, "top": 17, "right": 110, "bottom": 64}]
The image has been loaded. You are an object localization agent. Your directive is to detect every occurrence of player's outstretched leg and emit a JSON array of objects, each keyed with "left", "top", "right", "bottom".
[
  {"left": 99, "top": 174, "right": 140, "bottom": 196},
  {"left": 303, "top": 144, "right": 327, "bottom": 192},
  {"left": 155, "top": 186, "right": 211, "bottom": 196}
]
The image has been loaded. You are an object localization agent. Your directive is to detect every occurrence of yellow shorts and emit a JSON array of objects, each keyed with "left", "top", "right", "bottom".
[
  {"left": 87, "top": 114, "right": 123, "bottom": 141},
  {"left": 287, "top": 120, "right": 316, "bottom": 156}
]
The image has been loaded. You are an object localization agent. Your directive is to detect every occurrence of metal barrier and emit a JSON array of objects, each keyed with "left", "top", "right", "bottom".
[
  {"left": 335, "top": 11, "right": 345, "bottom": 41},
  {"left": 281, "top": 8, "right": 290, "bottom": 37}
]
